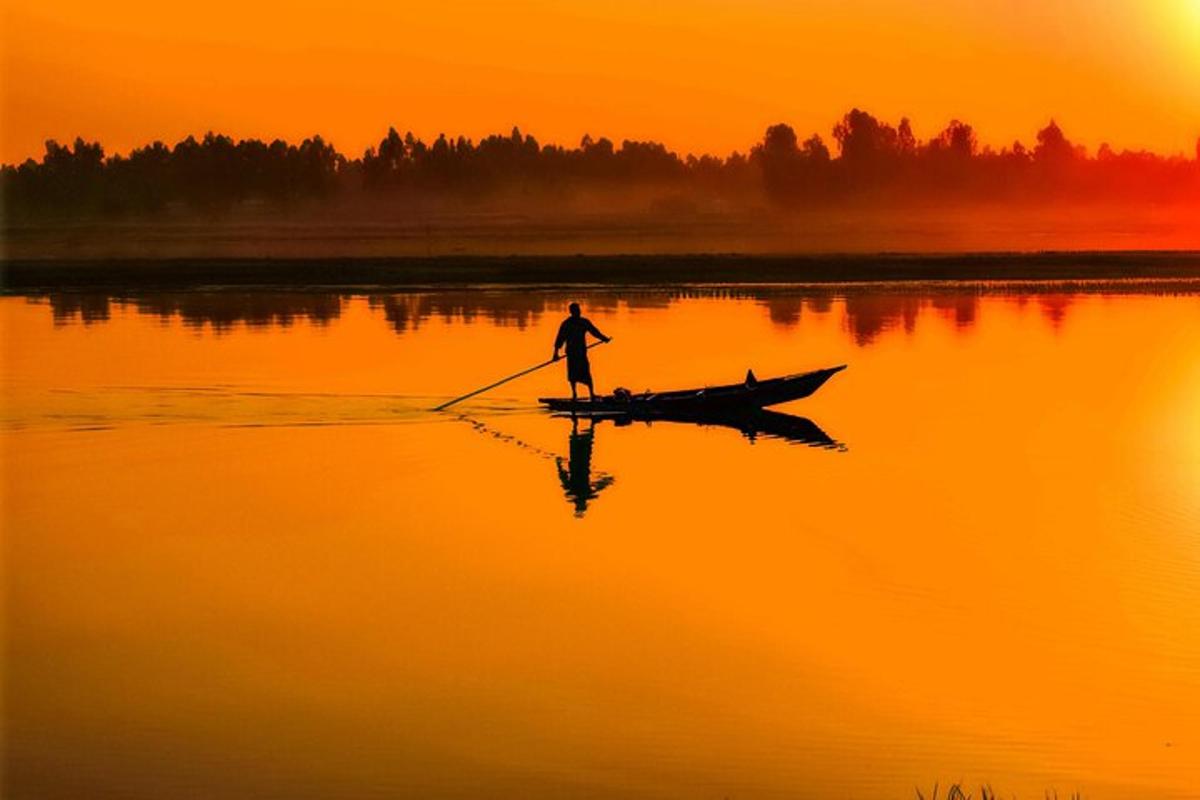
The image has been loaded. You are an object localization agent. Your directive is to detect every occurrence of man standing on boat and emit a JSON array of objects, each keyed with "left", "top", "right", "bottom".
[{"left": 553, "top": 302, "right": 610, "bottom": 402}]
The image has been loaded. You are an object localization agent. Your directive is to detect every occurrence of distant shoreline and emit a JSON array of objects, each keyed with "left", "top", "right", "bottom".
[{"left": 4, "top": 251, "right": 1200, "bottom": 292}]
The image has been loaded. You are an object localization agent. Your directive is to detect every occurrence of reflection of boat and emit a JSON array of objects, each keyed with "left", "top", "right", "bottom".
[
  {"left": 539, "top": 365, "right": 846, "bottom": 415},
  {"left": 555, "top": 408, "right": 844, "bottom": 449}
]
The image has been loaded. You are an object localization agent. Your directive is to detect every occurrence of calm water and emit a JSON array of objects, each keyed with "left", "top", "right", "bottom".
[{"left": 3, "top": 284, "right": 1199, "bottom": 799}]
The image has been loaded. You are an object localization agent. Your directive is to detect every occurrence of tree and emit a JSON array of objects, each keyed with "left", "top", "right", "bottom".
[
  {"left": 929, "top": 120, "right": 976, "bottom": 159},
  {"left": 1034, "top": 120, "right": 1079, "bottom": 163},
  {"left": 832, "top": 108, "right": 900, "bottom": 165},
  {"left": 897, "top": 118, "right": 917, "bottom": 155},
  {"left": 754, "top": 124, "right": 800, "bottom": 204},
  {"left": 800, "top": 134, "right": 831, "bottom": 163}
]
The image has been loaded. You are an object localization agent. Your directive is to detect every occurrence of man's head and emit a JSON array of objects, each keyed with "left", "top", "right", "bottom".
[{"left": 568, "top": 302, "right": 581, "bottom": 317}]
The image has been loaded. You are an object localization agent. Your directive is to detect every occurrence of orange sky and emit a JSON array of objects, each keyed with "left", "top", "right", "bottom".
[{"left": 3, "top": 0, "right": 1199, "bottom": 165}]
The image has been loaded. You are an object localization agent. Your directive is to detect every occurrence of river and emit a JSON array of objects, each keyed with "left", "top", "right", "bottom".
[{"left": 3, "top": 283, "right": 1198, "bottom": 799}]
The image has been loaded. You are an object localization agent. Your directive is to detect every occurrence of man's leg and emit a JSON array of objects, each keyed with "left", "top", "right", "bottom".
[
  {"left": 586, "top": 379, "right": 595, "bottom": 401},
  {"left": 570, "top": 380, "right": 578, "bottom": 401}
]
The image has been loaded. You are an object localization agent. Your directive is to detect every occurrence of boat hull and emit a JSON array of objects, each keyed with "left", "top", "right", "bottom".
[{"left": 539, "top": 364, "right": 846, "bottom": 415}]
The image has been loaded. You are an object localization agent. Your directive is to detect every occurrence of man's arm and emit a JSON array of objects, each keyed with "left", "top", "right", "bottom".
[
  {"left": 586, "top": 319, "right": 611, "bottom": 343},
  {"left": 553, "top": 321, "right": 567, "bottom": 360}
]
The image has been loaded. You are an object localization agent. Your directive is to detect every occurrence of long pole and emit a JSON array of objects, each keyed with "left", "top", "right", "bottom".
[{"left": 432, "top": 339, "right": 609, "bottom": 411}]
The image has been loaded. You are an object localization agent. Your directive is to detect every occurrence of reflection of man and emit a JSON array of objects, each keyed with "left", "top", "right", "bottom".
[
  {"left": 556, "top": 417, "right": 615, "bottom": 517},
  {"left": 552, "top": 302, "right": 610, "bottom": 402}
]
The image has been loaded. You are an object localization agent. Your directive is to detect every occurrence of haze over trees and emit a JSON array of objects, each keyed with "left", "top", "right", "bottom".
[{"left": 3, "top": 109, "right": 1198, "bottom": 221}]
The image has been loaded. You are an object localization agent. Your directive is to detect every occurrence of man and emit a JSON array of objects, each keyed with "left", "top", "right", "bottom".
[{"left": 553, "top": 302, "right": 610, "bottom": 401}]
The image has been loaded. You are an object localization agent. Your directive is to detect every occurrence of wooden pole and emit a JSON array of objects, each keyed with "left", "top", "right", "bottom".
[{"left": 432, "top": 339, "right": 609, "bottom": 411}]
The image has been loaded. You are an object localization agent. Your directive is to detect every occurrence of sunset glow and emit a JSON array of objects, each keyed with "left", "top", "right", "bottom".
[
  {"left": 3, "top": 0, "right": 1199, "bottom": 164},
  {"left": 5, "top": 5, "right": 1200, "bottom": 799}
]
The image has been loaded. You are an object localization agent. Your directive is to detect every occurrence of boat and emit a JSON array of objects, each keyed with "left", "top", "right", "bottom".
[{"left": 538, "top": 364, "right": 846, "bottom": 415}]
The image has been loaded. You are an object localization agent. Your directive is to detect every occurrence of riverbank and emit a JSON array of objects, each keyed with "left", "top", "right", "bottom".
[{"left": 4, "top": 251, "right": 1200, "bottom": 291}]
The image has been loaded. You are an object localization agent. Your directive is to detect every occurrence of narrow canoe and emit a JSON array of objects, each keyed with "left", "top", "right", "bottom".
[{"left": 539, "top": 364, "right": 846, "bottom": 415}]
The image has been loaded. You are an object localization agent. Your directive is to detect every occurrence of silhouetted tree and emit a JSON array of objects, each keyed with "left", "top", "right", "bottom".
[
  {"left": 897, "top": 118, "right": 917, "bottom": 155},
  {"left": 752, "top": 125, "right": 835, "bottom": 205},
  {"left": 754, "top": 123, "right": 800, "bottom": 204},
  {"left": 929, "top": 120, "right": 977, "bottom": 158},
  {"left": 833, "top": 109, "right": 900, "bottom": 165},
  {"left": 3, "top": 111, "right": 1198, "bottom": 220},
  {"left": 1034, "top": 120, "right": 1081, "bottom": 163}
]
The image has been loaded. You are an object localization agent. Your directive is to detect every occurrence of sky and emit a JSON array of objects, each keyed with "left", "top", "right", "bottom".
[{"left": 2, "top": 0, "right": 1199, "bottom": 164}]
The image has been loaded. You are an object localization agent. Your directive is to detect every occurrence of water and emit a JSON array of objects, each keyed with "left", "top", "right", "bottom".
[{"left": 3, "top": 284, "right": 1199, "bottom": 799}]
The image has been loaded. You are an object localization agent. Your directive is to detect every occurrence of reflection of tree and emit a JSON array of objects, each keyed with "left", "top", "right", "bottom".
[
  {"left": 31, "top": 286, "right": 1090, "bottom": 344},
  {"left": 805, "top": 296, "right": 834, "bottom": 314},
  {"left": 42, "top": 293, "right": 112, "bottom": 325},
  {"left": 842, "top": 294, "right": 923, "bottom": 345},
  {"left": 765, "top": 296, "right": 803, "bottom": 327},
  {"left": 609, "top": 293, "right": 669, "bottom": 311},
  {"left": 368, "top": 292, "right": 550, "bottom": 332},
  {"left": 429, "top": 292, "right": 548, "bottom": 329},
  {"left": 367, "top": 295, "right": 427, "bottom": 333},
  {"left": 930, "top": 295, "right": 978, "bottom": 329},
  {"left": 130, "top": 293, "right": 344, "bottom": 330},
  {"left": 555, "top": 417, "right": 615, "bottom": 517},
  {"left": 1037, "top": 295, "right": 1074, "bottom": 329},
  {"left": 366, "top": 291, "right": 672, "bottom": 334},
  {"left": 41, "top": 292, "right": 344, "bottom": 329}
]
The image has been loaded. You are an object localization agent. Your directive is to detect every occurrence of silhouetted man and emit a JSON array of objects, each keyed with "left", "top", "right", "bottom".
[{"left": 553, "top": 302, "right": 610, "bottom": 401}]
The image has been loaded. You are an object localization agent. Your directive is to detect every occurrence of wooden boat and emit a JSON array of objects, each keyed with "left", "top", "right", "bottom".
[{"left": 539, "top": 365, "right": 846, "bottom": 415}]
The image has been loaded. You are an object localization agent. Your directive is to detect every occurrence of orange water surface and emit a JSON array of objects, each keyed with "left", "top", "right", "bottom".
[{"left": 2, "top": 285, "right": 1199, "bottom": 799}]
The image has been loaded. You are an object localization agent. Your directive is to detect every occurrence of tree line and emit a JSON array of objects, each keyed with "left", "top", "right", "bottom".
[{"left": 3, "top": 109, "right": 1198, "bottom": 220}]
